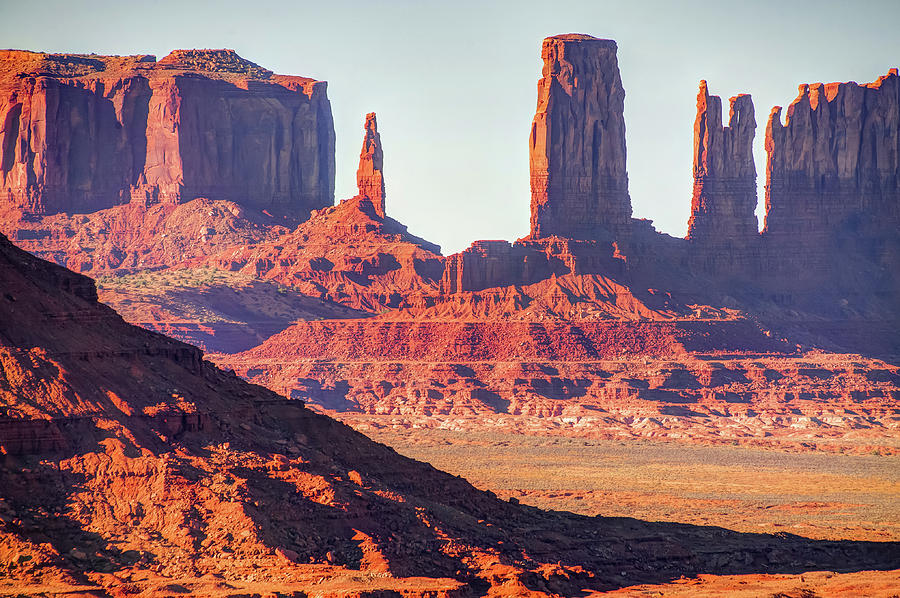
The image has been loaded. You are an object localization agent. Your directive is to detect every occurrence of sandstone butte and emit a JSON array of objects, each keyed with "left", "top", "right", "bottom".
[
  {"left": 529, "top": 34, "right": 632, "bottom": 242},
  {"left": 4, "top": 230, "right": 900, "bottom": 595},
  {"left": 0, "top": 49, "right": 335, "bottom": 219},
  {"left": 194, "top": 36, "right": 897, "bottom": 459}
]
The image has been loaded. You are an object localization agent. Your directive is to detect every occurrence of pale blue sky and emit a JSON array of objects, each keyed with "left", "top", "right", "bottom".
[{"left": 2, "top": 0, "right": 898, "bottom": 253}]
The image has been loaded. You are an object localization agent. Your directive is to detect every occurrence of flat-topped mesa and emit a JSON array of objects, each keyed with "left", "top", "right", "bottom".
[
  {"left": 0, "top": 49, "right": 335, "bottom": 218},
  {"left": 764, "top": 69, "right": 900, "bottom": 239},
  {"left": 529, "top": 34, "right": 632, "bottom": 242},
  {"left": 356, "top": 112, "right": 385, "bottom": 217},
  {"left": 687, "top": 81, "right": 758, "bottom": 244}
]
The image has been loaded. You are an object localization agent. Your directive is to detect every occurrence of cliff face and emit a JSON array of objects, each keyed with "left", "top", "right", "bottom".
[
  {"left": 440, "top": 237, "right": 625, "bottom": 294},
  {"left": 687, "top": 81, "right": 758, "bottom": 245},
  {"left": 0, "top": 49, "right": 335, "bottom": 218},
  {"left": 356, "top": 112, "right": 385, "bottom": 217},
  {"left": 762, "top": 69, "right": 900, "bottom": 286},
  {"left": 529, "top": 34, "right": 632, "bottom": 241},
  {"left": 764, "top": 69, "right": 900, "bottom": 236}
]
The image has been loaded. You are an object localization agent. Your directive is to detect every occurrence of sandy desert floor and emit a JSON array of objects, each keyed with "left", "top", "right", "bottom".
[
  {"left": 355, "top": 427, "right": 899, "bottom": 543},
  {"left": 350, "top": 425, "right": 900, "bottom": 596}
]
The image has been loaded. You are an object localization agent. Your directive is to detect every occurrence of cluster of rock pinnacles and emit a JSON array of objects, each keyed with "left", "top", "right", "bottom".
[{"left": 1, "top": 37, "right": 897, "bottom": 305}]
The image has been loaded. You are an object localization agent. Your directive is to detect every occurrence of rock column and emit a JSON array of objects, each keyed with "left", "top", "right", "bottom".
[
  {"left": 529, "top": 34, "right": 632, "bottom": 242},
  {"left": 356, "top": 112, "right": 385, "bottom": 217},
  {"left": 687, "top": 81, "right": 758, "bottom": 245}
]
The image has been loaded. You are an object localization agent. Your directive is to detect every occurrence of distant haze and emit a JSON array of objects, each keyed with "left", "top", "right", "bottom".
[{"left": 3, "top": 0, "right": 898, "bottom": 254}]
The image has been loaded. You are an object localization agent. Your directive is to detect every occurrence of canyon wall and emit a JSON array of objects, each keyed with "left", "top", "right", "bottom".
[
  {"left": 0, "top": 49, "right": 335, "bottom": 218},
  {"left": 529, "top": 34, "right": 632, "bottom": 241}
]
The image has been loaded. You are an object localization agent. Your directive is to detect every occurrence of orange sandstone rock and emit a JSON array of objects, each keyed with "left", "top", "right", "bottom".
[
  {"left": 529, "top": 35, "right": 632, "bottom": 242},
  {"left": 356, "top": 112, "right": 385, "bottom": 217},
  {"left": 0, "top": 49, "right": 335, "bottom": 219}
]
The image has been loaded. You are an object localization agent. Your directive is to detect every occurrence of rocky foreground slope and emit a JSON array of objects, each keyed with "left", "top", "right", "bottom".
[{"left": 4, "top": 232, "right": 899, "bottom": 595}]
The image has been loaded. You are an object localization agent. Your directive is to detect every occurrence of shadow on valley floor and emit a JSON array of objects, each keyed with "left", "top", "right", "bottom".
[{"left": 2, "top": 441, "right": 897, "bottom": 595}]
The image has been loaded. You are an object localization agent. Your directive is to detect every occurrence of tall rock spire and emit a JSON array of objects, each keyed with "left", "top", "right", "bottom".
[
  {"left": 528, "top": 34, "right": 632, "bottom": 242},
  {"left": 356, "top": 112, "right": 385, "bottom": 217},
  {"left": 687, "top": 81, "right": 758, "bottom": 244}
]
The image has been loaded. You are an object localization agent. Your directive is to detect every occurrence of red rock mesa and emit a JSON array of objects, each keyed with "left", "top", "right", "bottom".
[{"left": 0, "top": 49, "right": 335, "bottom": 218}]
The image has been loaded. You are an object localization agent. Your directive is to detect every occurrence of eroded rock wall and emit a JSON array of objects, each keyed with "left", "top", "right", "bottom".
[
  {"left": 0, "top": 49, "right": 335, "bottom": 218},
  {"left": 529, "top": 35, "right": 632, "bottom": 242},
  {"left": 762, "top": 69, "right": 900, "bottom": 288},
  {"left": 687, "top": 81, "right": 758, "bottom": 245}
]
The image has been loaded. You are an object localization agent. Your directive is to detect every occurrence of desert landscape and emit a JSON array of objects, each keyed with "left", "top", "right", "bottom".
[{"left": 0, "top": 3, "right": 898, "bottom": 596}]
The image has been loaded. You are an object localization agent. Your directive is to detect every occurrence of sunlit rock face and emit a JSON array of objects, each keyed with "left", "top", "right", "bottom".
[
  {"left": 528, "top": 34, "right": 632, "bottom": 242},
  {"left": 761, "top": 69, "right": 900, "bottom": 288},
  {"left": 0, "top": 49, "right": 335, "bottom": 219},
  {"left": 356, "top": 112, "right": 385, "bottom": 217}
]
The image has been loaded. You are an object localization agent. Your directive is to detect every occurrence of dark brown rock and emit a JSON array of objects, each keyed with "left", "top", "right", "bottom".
[
  {"left": 687, "top": 81, "right": 758, "bottom": 245},
  {"left": 529, "top": 34, "right": 632, "bottom": 242},
  {"left": 0, "top": 49, "right": 335, "bottom": 218},
  {"left": 356, "top": 112, "right": 385, "bottom": 217}
]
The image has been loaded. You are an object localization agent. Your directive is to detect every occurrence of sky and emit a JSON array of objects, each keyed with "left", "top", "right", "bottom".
[{"left": 2, "top": 0, "right": 898, "bottom": 254}]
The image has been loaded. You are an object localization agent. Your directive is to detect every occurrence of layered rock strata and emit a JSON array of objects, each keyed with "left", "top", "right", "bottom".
[
  {"left": 356, "top": 112, "right": 385, "bottom": 217},
  {"left": 196, "top": 194, "right": 443, "bottom": 314},
  {"left": 0, "top": 49, "right": 335, "bottom": 218},
  {"left": 529, "top": 34, "right": 632, "bottom": 241},
  {"left": 762, "top": 69, "right": 900, "bottom": 287},
  {"left": 441, "top": 238, "right": 625, "bottom": 294},
  {"left": 8, "top": 230, "right": 898, "bottom": 596},
  {"left": 687, "top": 81, "right": 758, "bottom": 245}
]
